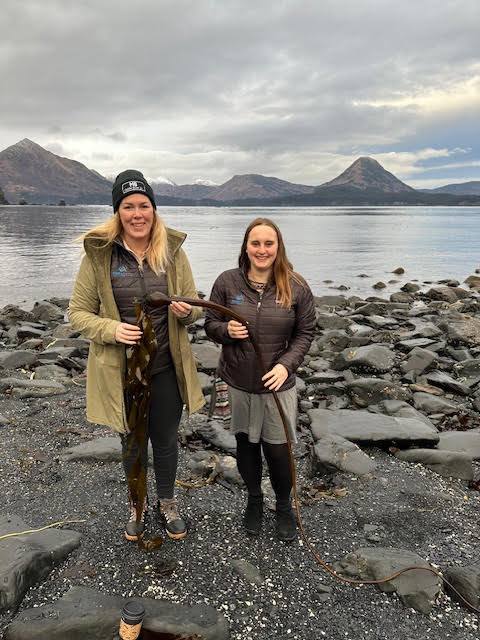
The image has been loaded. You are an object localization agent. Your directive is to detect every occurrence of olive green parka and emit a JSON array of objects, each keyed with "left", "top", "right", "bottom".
[{"left": 68, "top": 228, "right": 205, "bottom": 433}]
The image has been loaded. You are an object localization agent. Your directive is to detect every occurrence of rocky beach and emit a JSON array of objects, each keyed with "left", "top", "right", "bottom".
[{"left": 1, "top": 271, "right": 480, "bottom": 640}]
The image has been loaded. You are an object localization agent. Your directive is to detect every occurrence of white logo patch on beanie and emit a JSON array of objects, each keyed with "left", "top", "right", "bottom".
[{"left": 122, "top": 180, "right": 146, "bottom": 194}]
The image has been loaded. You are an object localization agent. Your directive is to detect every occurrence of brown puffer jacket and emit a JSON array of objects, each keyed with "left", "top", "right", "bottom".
[{"left": 204, "top": 268, "right": 316, "bottom": 393}]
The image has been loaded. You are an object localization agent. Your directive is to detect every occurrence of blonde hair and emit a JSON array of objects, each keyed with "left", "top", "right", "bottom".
[
  {"left": 238, "top": 217, "right": 305, "bottom": 308},
  {"left": 79, "top": 212, "right": 170, "bottom": 274}
]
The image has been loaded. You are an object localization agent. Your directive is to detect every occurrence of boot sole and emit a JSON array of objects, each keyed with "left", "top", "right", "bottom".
[
  {"left": 166, "top": 529, "right": 187, "bottom": 540},
  {"left": 125, "top": 531, "right": 140, "bottom": 541}
]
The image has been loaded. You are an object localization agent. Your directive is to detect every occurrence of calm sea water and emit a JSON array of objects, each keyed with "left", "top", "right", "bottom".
[{"left": 0, "top": 205, "right": 479, "bottom": 309}]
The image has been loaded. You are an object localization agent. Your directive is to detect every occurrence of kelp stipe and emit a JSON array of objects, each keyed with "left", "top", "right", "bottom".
[{"left": 124, "top": 303, "right": 163, "bottom": 551}]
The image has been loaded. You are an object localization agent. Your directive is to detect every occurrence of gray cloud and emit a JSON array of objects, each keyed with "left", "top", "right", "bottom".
[{"left": 1, "top": 0, "right": 479, "bottom": 186}]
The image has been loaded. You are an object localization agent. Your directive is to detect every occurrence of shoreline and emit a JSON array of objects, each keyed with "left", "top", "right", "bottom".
[{"left": 1, "top": 273, "right": 480, "bottom": 639}]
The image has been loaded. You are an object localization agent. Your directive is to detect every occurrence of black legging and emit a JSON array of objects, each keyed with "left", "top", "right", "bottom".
[
  {"left": 121, "top": 367, "right": 183, "bottom": 500},
  {"left": 235, "top": 433, "right": 292, "bottom": 505}
]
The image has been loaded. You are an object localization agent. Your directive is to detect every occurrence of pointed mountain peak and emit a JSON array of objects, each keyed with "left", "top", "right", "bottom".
[{"left": 322, "top": 156, "right": 414, "bottom": 193}]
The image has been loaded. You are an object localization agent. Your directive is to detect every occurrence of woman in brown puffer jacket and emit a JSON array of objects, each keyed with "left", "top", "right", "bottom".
[{"left": 205, "top": 217, "right": 315, "bottom": 542}]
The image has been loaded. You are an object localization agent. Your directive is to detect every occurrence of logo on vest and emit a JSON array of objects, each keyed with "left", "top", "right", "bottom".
[
  {"left": 230, "top": 294, "right": 244, "bottom": 305},
  {"left": 112, "top": 265, "right": 128, "bottom": 277},
  {"left": 121, "top": 180, "right": 146, "bottom": 194}
]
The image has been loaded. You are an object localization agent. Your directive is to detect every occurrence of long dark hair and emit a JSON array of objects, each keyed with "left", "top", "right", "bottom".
[{"left": 238, "top": 217, "right": 304, "bottom": 307}]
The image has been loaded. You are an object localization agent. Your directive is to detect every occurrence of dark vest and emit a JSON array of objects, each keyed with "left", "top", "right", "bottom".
[{"left": 111, "top": 242, "right": 172, "bottom": 374}]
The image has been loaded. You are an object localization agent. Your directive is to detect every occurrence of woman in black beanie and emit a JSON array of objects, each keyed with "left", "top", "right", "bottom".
[{"left": 69, "top": 170, "right": 204, "bottom": 541}]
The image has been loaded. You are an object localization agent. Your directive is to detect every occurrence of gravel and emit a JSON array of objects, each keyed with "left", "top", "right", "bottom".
[{"left": 1, "top": 371, "right": 480, "bottom": 640}]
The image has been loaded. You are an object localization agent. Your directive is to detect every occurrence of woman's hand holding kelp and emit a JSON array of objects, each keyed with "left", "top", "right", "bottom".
[
  {"left": 115, "top": 322, "right": 143, "bottom": 345},
  {"left": 227, "top": 320, "right": 249, "bottom": 339},
  {"left": 170, "top": 300, "right": 192, "bottom": 319}
]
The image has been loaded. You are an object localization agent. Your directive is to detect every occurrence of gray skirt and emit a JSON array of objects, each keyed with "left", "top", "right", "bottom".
[{"left": 228, "top": 385, "right": 298, "bottom": 444}]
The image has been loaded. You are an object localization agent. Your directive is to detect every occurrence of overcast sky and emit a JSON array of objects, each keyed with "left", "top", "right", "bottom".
[{"left": 2, "top": 0, "right": 479, "bottom": 188}]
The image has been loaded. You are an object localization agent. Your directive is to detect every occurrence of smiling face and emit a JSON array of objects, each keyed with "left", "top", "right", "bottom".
[
  {"left": 245, "top": 224, "right": 278, "bottom": 278},
  {"left": 117, "top": 193, "right": 154, "bottom": 248}
]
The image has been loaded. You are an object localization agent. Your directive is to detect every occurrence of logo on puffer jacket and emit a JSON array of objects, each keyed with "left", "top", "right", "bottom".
[
  {"left": 230, "top": 294, "right": 244, "bottom": 305},
  {"left": 112, "top": 265, "right": 128, "bottom": 277}
]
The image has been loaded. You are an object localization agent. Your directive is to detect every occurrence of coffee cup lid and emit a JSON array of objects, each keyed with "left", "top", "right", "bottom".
[{"left": 121, "top": 600, "right": 145, "bottom": 624}]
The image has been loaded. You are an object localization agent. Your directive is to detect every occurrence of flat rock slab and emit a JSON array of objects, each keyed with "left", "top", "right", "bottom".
[
  {"left": 61, "top": 438, "right": 154, "bottom": 463},
  {"left": 61, "top": 437, "right": 122, "bottom": 462},
  {"left": 0, "top": 377, "right": 67, "bottom": 396},
  {"left": 0, "top": 515, "right": 81, "bottom": 613},
  {"left": 0, "top": 351, "right": 38, "bottom": 369},
  {"left": 230, "top": 559, "right": 263, "bottom": 585},
  {"left": 308, "top": 409, "right": 439, "bottom": 446},
  {"left": 192, "top": 419, "right": 236, "bottom": 455},
  {"left": 400, "top": 347, "right": 438, "bottom": 376},
  {"left": 437, "top": 431, "right": 480, "bottom": 459},
  {"left": 439, "top": 316, "right": 480, "bottom": 345},
  {"left": 444, "top": 564, "right": 480, "bottom": 609},
  {"left": 345, "top": 377, "right": 411, "bottom": 407},
  {"left": 311, "top": 435, "right": 376, "bottom": 476},
  {"left": 394, "top": 449, "right": 473, "bottom": 480},
  {"left": 4, "top": 585, "right": 229, "bottom": 640},
  {"left": 423, "top": 371, "right": 470, "bottom": 396},
  {"left": 333, "top": 547, "right": 441, "bottom": 614},
  {"left": 333, "top": 344, "right": 395, "bottom": 373},
  {"left": 412, "top": 392, "right": 458, "bottom": 415}
]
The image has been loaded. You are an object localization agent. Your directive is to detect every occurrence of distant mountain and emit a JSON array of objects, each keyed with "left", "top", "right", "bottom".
[
  {"left": 209, "top": 174, "right": 315, "bottom": 201},
  {"left": 230, "top": 185, "right": 480, "bottom": 207},
  {"left": 0, "top": 185, "right": 8, "bottom": 204},
  {"left": 421, "top": 181, "right": 480, "bottom": 196},
  {"left": 320, "top": 156, "right": 414, "bottom": 193},
  {"left": 1, "top": 139, "right": 478, "bottom": 206},
  {"left": 151, "top": 181, "right": 218, "bottom": 200},
  {"left": 152, "top": 173, "right": 315, "bottom": 201},
  {"left": 0, "top": 139, "right": 111, "bottom": 204}
]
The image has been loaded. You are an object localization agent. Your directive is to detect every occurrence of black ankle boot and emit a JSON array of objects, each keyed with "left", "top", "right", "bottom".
[
  {"left": 276, "top": 504, "right": 296, "bottom": 542},
  {"left": 243, "top": 494, "right": 263, "bottom": 535}
]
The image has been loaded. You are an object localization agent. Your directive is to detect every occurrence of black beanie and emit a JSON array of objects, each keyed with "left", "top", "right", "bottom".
[{"left": 112, "top": 169, "right": 156, "bottom": 211}]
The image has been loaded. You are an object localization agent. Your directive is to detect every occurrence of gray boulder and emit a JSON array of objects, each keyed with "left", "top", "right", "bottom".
[
  {"left": 4, "top": 585, "right": 228, "bottom": 640},
  {"left": 316, "top": 313, "right": 352, "bottom": 330},
  {"left": 0, "top": 376, "right": 67, "bottom": 397},
  {"left": 0, "top": 350, "right": 38, "bottom": 369},
  {"left": 333, "top": 547, "right": 442, "bottom": 614},
  {"left": 394, "top": 449, "right": 473, "bottom": 480},
  {"left": 444, "top": 564, "right": 480, "bottom": 609},
  {"left": 412, "top": 392, "right": 458, "bottom": 415},
  {"left": 0, "top": 515, "right": 81, "bottom": 613},
  {"left": 439, "top": 316, "right": 480, "bottom": 346},
  {"left": 437, "top": 431, "right": 480, "bottom": 459},
  {"left": 424, "top": 286, "right": 462, "bottom": 303},
  {"left": 31, "top": 300, "right": 65, "bottom": 323},
  {"left": 34, "top": 364, "right": 70, "bottom": 382},
  {"left": 16, "top": 326, "right": 46, "bottom": 341},
  {"left": 454, "top": 358, "right": 480, "bottom": 377},
  {"left": 0, "top": 305, "right": 34, "bottom": 328},
  {"left": 345, "top": 377, "right": 411, "bottom": 407},
  {"left": 422, "top": 371, "right": 470, "bottom": 396},
  {"left": 314, "top": 295, "right": 347, "bottom": 308},
  {"left": 396, "top": 337, "right": 436, "bottom": 352},
  {"left": 400, "top": 347, "right": 438, "bottom": 376},
  {"left": 308, "top": 409, "right": 439, "bottom": 446},
  {"left": 310, "top": 435, "right": 376, "bottom": 476},
  {"left": 191, "top": 418, "right": 236, "bottom": 455},
  {"left": 333, "top": 344, "right": 395, "bottom": 373},
  {"left": 61, "top": 437, "right": 123, "bottom": 462}
]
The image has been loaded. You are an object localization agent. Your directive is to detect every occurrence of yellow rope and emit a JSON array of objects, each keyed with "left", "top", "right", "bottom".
[{"left": 0, "top": 519, "right": 86, "bottom": 540}]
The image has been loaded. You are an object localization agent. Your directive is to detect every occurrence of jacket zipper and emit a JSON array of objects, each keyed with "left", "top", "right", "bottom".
[
  {"left": 138, "top": 262, "right": 147, "bottom": 297},
  {"left": 253, "top": 291, "right": 263, "bottom": 390}
]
